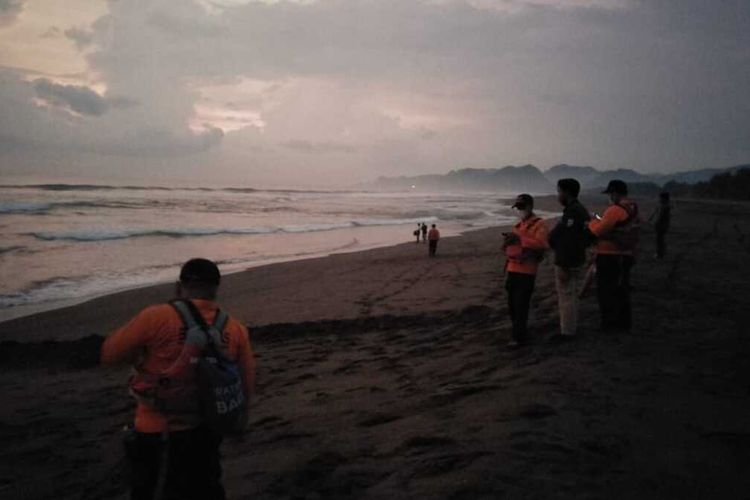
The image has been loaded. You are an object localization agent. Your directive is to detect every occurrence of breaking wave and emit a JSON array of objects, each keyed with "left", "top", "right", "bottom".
[{"left": 28, "top": 217, "right": 439, "bottom": 242}]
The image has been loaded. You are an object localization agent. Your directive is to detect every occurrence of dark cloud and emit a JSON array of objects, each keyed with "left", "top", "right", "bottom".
[
  {"left": 64, "top": 26, "right": 94, "bottom": 49},
  {"left": 33, "top": 78, "right": 109, "bottom": 116},
  {"left": 2, "top": 0, "right": 749, "bottom": 184},
  {"left": 40, "top": 26, "right": 61, "bottom": 39},
  {"left": 0, "top": 0, "right": 22, "bottom": 28},
  {"left": 0, "top": 69, "right": 224, "bottom": 162},
  {"left": 98, "top": 124, "right": 225, "bottom": 156},
  {"left": 281, "top": 139, "right": 357, "bottom": 154}
]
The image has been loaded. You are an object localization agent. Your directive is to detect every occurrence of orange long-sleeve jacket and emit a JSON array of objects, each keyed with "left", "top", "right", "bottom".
[
  {"left": 588, "top": 200, "right": 637, "bottom": 255},
  {"left": 428, "top": 228, "right": 440, "bottom": 241},
  {"left": 504, "top": 215, "right": 550, "bottom": 275},
  {"left": 101, "top": 299, "right": 256, "bottom": 433}
]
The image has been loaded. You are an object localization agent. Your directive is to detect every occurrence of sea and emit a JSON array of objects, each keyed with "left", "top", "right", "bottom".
[{"left": 0, "top": 183, "right": 545, "bottom": 322}]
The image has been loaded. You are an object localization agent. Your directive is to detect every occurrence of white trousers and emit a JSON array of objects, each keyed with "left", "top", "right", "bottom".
[{"left": 555, "top": 266, "right": 584, "bottom": 336}]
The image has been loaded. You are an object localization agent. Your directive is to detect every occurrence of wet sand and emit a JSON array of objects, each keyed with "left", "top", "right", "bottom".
[{"left": 2, "top": 196, "right": 750, "bottom": 499}]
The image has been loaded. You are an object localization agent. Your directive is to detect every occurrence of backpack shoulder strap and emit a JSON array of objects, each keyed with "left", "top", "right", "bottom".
[
  {"left": 208, "top": 309, "right": 230, "bottom": 349},
  {"left": 213, "top": 309, "right": 229, "bottom": 333},
  {"left": 170, "top": 299, "right": 202, "bottom": 330}
]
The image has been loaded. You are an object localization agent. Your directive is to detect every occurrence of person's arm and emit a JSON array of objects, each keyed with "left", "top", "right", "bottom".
[
  {"left": 236, "top": 325, "right": 257, "bottom": 401},
  {"left": 520, "top": 220, "right": 550, "bottom": 250},
  {"left": 547, "top": 217, "right": 564, "bottom": 247},
  {"left": 101, "top": 307, "right": 159, "bottom": 365},
  {"left": 589, "top": 206, "right": 626, "bottom": 239}
]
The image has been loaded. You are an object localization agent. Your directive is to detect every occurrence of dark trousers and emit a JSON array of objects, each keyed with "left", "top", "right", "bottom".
[
  {"left": 125, "top": 426, "right": 225, "bottom": 500},
  {"left": 505, "top": 272, "right": 536, "bottom": 343},
  {"left": 595, "top": 254, "right": 634, "bottom": 332},
  {"left": 429, "top": 240, "right": 438, "bottom": 256},
  {"left": 656, "top": 230, "right": 666, "bottom": 259}
]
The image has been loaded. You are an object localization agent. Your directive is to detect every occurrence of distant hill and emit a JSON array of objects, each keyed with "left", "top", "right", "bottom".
[
  {"left": 372, "top": 165, "right": 554, "bottom": 193},
  {"left": 543, "top": 165, "right": 741, "bottom": 189},
  {"left": 370, "top": 163, "right": 748, "bottom": 193},
  {"left": 665, "top": 167, "right": 750, "bottom": 200},
  {"left": 658, "top": 166, "right": 749, "bottom": 185},
  {"left": 544, "top": 164, "right": 601, "bottom": 187}
]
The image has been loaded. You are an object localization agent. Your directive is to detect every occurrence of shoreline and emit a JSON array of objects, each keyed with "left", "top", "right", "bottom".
[
  {"left": 0, "top": 223, "right": 466, "bottom": 325},
  {"left": 0, "top": 195, "right": 562, "bottom": 340},
  {"left": 0, "top": 224, "right": 509, "bottom": 342}
]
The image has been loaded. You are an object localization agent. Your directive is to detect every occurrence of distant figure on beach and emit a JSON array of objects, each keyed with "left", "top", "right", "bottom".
[
  {"left": 414, "top": 223, "right": 421, "bottom": 243},
  {"left": 588, "top": 180, "right": 640, "bottom": 333},
  {"left": 101, "top": 258, "right": 256, "bottom": 500},
  {"left": 548, "top": 178, "right": 592, "bottom": 341},
  {"left": 421, "top": 222, "right": 428, "bottom": 243},
  {"left": 503, "top": 194, "right": 549, "bottom": 347},
  {"left": 649, "top": 192, "right": 671, "bottom": 259},
  {"left": 428, "top": 224, "right": 440, "bottom": 256}
]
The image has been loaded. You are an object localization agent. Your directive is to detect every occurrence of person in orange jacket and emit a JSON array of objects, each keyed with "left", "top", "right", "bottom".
[
  {"left": 503, "top": 194, "right": 550, "bottom": 347},
  {"left": 427, "top": 223, "right": 441, "bottom": 257},
  {"left": 588, "top": 180, "right": 640, "bottom": 332},
  {"left": 101, "top": 258, "right": 256, "bottom": 500}
]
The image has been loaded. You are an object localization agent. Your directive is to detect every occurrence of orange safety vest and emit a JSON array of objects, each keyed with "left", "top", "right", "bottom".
[
  {"left": 589, "top": 199, "right": 640, "bottom": 255},
  {"left": 101, "top": 299, "right": 256, "bottom": 433},
  {"left": 504, "top": 215, "right": 550, "bottom": 275}
]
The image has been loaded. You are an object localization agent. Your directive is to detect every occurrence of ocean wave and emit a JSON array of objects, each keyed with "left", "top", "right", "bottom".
[
  {"left": 0, "top": 200, "right": 168, "bottom": 215},
  {"left": 1, "top": 184, "right": 173, "bottom": 192},
  {"left": 0, "top": 202, "right": 53, "bottom": 214},
  {"left": 1, "top": 183, "right": 359, "bottom": 195},
  {"left": 28, "top": 217, "right": 442, "bottom": 242},
  {"left": 29, "top": 227, "right": 276, "bottom": 242},
  {"left": 0, "top": 245, "right": 26, "bottom": 255}
]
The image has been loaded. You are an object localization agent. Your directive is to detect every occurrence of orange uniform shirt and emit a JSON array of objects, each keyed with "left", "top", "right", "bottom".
[
  {"left": 505, "top": 216, "right": 550, "bottom": 275},
  {"left": 101, "top": 299, "right": 256, "bottom": 433},
  {"left": 588, "top": 200, "right": 635, "bottom": 255},
  {"left": 428, "top": 228, "right": 440, "bottom": 241}
]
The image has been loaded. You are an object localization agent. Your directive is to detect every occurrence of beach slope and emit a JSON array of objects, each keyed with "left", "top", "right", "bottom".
[{"left": 2, "top": 197, "right": 750, "bottom": 499}]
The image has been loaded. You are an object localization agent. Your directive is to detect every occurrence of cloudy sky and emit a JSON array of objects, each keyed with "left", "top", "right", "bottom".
[{"left": 0, "top": 0, "right": 748, "bottom": 187}]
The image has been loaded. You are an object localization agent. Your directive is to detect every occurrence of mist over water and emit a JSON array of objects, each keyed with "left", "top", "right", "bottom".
[{"left": 0, "top": 184, "right": 539, "bottom": 321}]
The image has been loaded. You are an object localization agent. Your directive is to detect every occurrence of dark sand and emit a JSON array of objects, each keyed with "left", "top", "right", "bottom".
[{"left": 2, "top": 196, "right": 750, "bottom": 499}]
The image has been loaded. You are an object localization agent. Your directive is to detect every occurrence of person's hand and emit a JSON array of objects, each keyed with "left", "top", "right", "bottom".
[{"left": 504, "top": 232, "right": 520, "bottom": 245}]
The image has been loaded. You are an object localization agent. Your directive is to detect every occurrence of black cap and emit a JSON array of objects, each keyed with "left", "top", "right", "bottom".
[
  {"left": 179, "top": 258, "right": 221, "bottom": 286},
  {"left": 602, "top": 180, "right": 628, "bottom": 195},
  {"left": 511, "top": 193, "right": 534, "bottom": 209}
]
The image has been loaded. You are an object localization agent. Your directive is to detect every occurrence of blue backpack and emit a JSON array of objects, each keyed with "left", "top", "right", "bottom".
[{"left": 170, "top": 300, "right": 248, "bottom": 435}]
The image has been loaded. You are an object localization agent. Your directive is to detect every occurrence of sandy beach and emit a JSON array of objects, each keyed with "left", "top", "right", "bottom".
[{"left": 2, "top": 196, "right": 750, "bottom": 499}]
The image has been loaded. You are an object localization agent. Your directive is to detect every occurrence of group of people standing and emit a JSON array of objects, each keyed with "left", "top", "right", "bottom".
[
  {"left": 100, "top": 180, "right": 670, "bottom": 498},
  {"left": 502, "top": 178, "right": 659, "bottom": 347},
  {"left": 414, "top": 222, "right": 441, "bottom": 257}
]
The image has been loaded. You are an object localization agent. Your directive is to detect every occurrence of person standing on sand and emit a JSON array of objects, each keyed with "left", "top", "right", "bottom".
[
  {"left": 649, "top": 192, "right": 671, "bottom": 259},
  {"left": 421, "top": 222, "right": 428, "bottom": 243},
  {"left": 101, "top": 258, "right": 256, "bottom": 500},
  {"left": 548, "top": 178, "right": 592, "bottom": 341},
  {"left": 414, "top": 224, "right": 421, "bottom": 243},
  {"left": 589, "top": 180, "right": 640, "bottom": 333},
  {"left": 428, "top": 224, "right": 440, "bottom": 257},
  {"left": 503, "top": 194, "right": 550, "bottom": 347}
]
